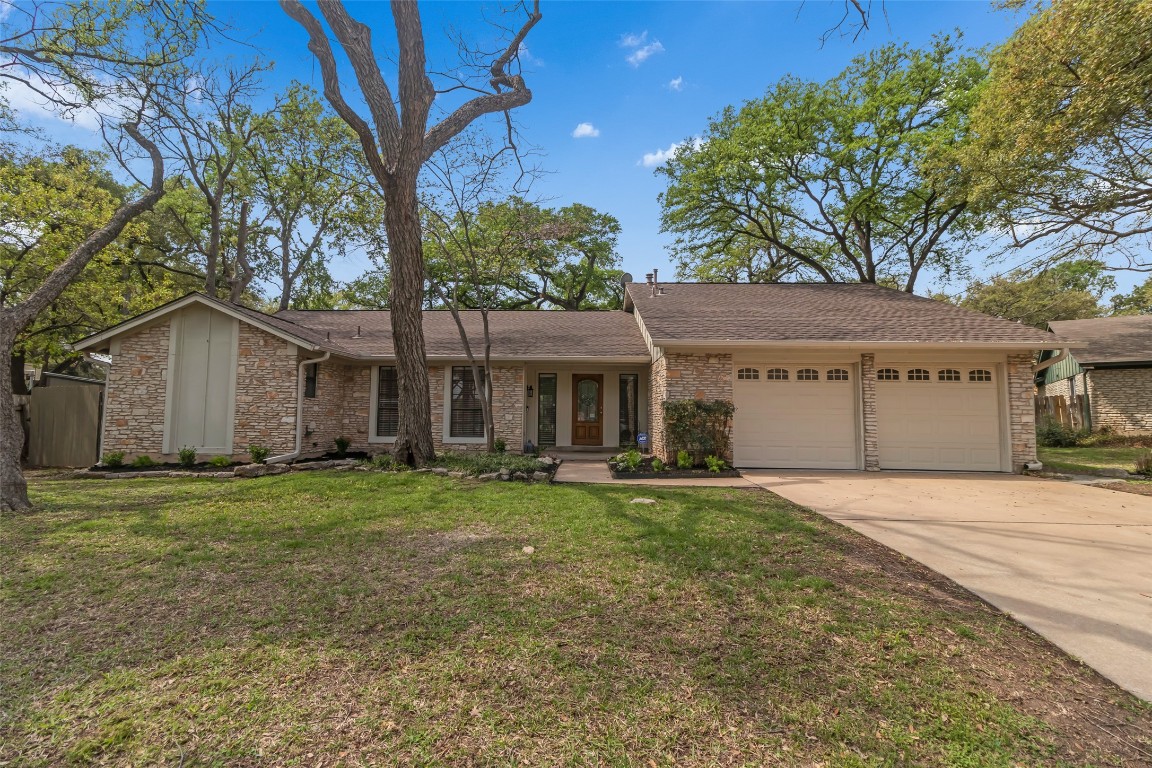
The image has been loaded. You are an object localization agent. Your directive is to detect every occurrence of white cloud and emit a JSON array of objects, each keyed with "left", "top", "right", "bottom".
[
  {"left": 639, "top": 137, "right": 704, "bottom": 167},
  {"left": 1, "top": 76, "right": 102, "bottom": 130},
  {"left": 620, "top": 30, "right": 664, "bottom": 67},
  {"left": 619, "top": 31, "right": 648, "bottom": 48},
  {"left": 668, "top": 76, "right": 684, "bottom": 91},
  {"left": 571, "top": 122, "right": 600, "bottom": 139},
  {"left": 518, "top": 42, "right": 543, "bottom": 67}
]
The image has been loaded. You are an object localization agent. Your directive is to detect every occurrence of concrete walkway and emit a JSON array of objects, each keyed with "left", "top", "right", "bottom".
[
  {"left": 741, "top": 470, "right": 1152, "bottom": 701},
  {"left": 553, "top": 459, "right": 756, "bottom": 487}
]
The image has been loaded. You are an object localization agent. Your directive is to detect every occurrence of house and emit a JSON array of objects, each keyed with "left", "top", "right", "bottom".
[
  {"left": 1039, "top": 315, "right": 1152, "bottom": 434},
  {"left": 72, "top": 280, "right": 1067, "bottom": 472}
]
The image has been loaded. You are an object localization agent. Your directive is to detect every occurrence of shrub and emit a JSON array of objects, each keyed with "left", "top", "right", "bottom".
[
  {"left": 101, "top": 451, "right": 125, "bottom": 468},
  {"left": 1136, "top": 452, "right": 1152, "bottom": 477},
  {"left": 704, "top": 455, "right": 727, "bottom": 473},
  {"left": 434, "top": 451, "right": 544, "bottom": 476},
  {"left": 334, "top": 436, "right": 351, "bottom": 457},
  {"left": 369, "top": 453, "right": 396, "bottom": 470},
  {"left": 676, "top": 449, "right": 692, "bottom": 470},
  {"left": 493, "top": 438, "right": 507, "bottom": 454},
  {"left": 663, "top": 399, "right": 735, "bottom": 465},
  {"left": 131, "top": 455, "right": 156, "bottom": 469},
  {"left": 651, "top": 457, "right": 664, "bottom": 472},
  {"left": 247, "top": 444, "right": 271, "bottom": 464},
  {"left": 178, "top": 446, "right": 197, "bottom": 468},
  {"left": 1036, "top": 419, "right": 1085, "bottom": 448},
  {"left": 622, "top": 450, "right": 642, "bottom": 472},
  {"left": 209, "top": 455, "right": 232, "bottom": 468}
]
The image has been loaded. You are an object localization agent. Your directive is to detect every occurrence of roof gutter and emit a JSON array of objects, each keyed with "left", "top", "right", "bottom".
[{"left": 267, "top": 351, "right": 330, "bottom": 465}]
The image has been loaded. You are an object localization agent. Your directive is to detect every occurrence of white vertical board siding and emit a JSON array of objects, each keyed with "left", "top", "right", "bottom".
[{"left": 169, "top": 305, "right": 237, "bottom": 453}]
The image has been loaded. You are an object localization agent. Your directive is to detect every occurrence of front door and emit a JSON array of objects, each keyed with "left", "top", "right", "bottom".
[{"left": 572, "top": 374, "right": 603, "bottom": 445}]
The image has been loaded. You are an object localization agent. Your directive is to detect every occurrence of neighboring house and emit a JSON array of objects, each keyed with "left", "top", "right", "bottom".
[
  {"left": 1039, "top": 315, "right": 1152, "bottom": 434},
  {"left": 73, "top": 281, "right": 1066, "bottom": 472}
]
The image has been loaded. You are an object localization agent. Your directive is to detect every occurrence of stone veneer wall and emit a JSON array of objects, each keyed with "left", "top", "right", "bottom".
[
  {"left": 301, "top": 360, "right": 348, "bottom": 456},
  {"left": 102, "top": 320, "right": 170, "bottom": 456},
  {"left": 859, "top": 353, "right": 880, "bottom": 471},
  {"left": 1086, "top": 368, "right": 1152, "bottom": 433},
  {"left": 1006, "top": 352, "right": 1038, "bottom": 472},
  {"left": 646, "top": 351, "right": 733, "bottom": 461},
  {"left": 232, "top": 323, "right": 298, "bottom": 457}
]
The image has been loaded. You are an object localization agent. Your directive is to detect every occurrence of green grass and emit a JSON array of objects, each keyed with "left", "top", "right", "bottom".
[
  {"left": 1038, "top": 446, "right": 1151, "bottom": 474},
  {"left": 2, "top": 473, "right": 1149, "bottom": 766}
]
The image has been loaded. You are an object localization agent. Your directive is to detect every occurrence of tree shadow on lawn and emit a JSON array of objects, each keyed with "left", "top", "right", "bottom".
[{"left": 4, "top": 474, "right": 1151, "bottom": 766}]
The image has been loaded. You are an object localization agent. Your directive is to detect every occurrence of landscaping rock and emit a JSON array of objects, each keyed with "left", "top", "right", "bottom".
[
  {"left": 448, "top": 471, "right": 468, "bottom": 478},
  {"left": 512, "top": 471, "right": 528, "bottom": 481},
  {"left": 538, "top": 456, "right": 555, "bottom": 466},
  {"left": 234, "top": 463, "right": 290, "bottom": 478},
  {"left": 291, "top": 460, "right": 338, "bottom": 472},
  {"left": 211, "top": 471, "right": 235, "bottom": 478},
  {"left": 1097, "top": 468, "right": 1131, "bottom": 479},
  {"left": 431, "top": 467, "right": 450, "bottom": 476},
  {"left": 630, "top": 498, "right": 658, "bottom": 504},
  {"left": 531, "top": 471, "right": 551, "bottom": 483},
  {"left": 498, "top": 470, "right": 511, "bottom": 481},
  {"left": 166, "top": 471, "right": 196, "bottom": 478},
  {"left": 522, "top": 546, "right": 535, "bottom": 554},
  {"left": 478, "top": 472, "right": 501, "bottom": 482},
  {"left": 331, "top": 458, "right": 358, "bottom": 467}
]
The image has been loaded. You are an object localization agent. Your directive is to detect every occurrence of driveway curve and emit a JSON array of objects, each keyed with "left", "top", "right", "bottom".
[{"left": 742, "top": 470, "right": 1152, "bottom": 701}]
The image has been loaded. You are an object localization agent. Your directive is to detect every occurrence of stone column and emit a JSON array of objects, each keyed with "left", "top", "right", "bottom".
[
  {"left": 1006, "top": 352, "right": 1038, "bottom": 472},
  {"left": 860, "top": 353, "right": 880, "bottom": 471}
]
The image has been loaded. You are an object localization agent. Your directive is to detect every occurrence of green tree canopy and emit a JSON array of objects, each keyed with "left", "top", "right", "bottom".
[
  {"left": 658, "top": 37, "right": 987, "bottom": 293},
  {"left": 1110, "top": 277, "right": 1152, "bottom": 316},
  {"left": 962, "top": 0, "right": 1152, "bottom": 271},
  {"left": 953, "top": 260, "right": 1115, "bottom": 329}
]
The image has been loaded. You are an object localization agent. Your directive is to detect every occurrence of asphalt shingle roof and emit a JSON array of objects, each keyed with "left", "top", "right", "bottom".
[
  {"left": 273, "top": 308, "right": 652, "bottom": 359},
  {"left": 1047, "top": 316, "right": 1152, "bottom": 365},
  {"left": 625, "top": 282, "right": 1063, "bottom": 346}
]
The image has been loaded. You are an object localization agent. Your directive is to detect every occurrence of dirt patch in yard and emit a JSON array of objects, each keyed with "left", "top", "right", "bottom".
[{"left": 1096, "top": 481, "right": 1152, "bottom": 497}]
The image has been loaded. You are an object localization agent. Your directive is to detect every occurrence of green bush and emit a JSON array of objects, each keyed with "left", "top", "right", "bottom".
[
  {"left": 662, "top": 399, "right": 735, "bottom": 465},
  {"left": 333, "top": 436, "right": 351, "bottom": 457},
  {"left": 1136, "top": 452, "right": 1152, "bottom": 477},
  {"left": 704, "top": 455, "right": 727, "bottom": 473},
  {"left": 247, "top": 444, "right": 271, "bottom": 464},
  {"left": 676, "top": 450, "right": 692, "bottom": 470},
  {"left": 493, "top": 438, "right": 507, "bottom": 454},
  {"left": 433, "top": 451, "right": 545, "bottom": 477},
  {"left": 1036, "top": 419, "right": 1086, "bottom": 448},
  {"left": 131, "top": 455, "right": 156, "bottom": 469},
  {"left": 651, "top": 457, "right": 664, "bottom": 472},
  {"left": 369, "top": 454, "right": 398, "bottom": 471},
  {"left": 622, "top": 450, "right": 642, "bottom": 472},
  {"left": 177, "top": 446, "right": 197, "bottom": 468},
  {"left": 101, "top": 451, "right": 125, "bottom": 468},
  {"left": 209, "top": 456, "right": 232, "bottom": 468}
]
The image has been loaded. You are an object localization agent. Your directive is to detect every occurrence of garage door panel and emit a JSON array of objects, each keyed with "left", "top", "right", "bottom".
[
  {"left": 876, "top": 369, "right": 1002, "bottom": 471},
  {"left": 733, "top": 370, "right": 858, "bottom": 469}
]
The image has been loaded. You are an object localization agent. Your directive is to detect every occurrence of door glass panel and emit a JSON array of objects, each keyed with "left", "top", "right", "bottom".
[
  {"left": 537, "top": 374, "right": 557, "bottom": 447},
  {"left": 577, "top": 378, "right": 599, "bottom": 422},
  {"left": 619, "top": 374, "right": 638, "bottom": 446}
]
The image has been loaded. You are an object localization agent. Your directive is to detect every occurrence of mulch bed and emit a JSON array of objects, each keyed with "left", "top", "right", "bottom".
[{"left": 608, "top": 455, "right": 740, "bottom": 480}]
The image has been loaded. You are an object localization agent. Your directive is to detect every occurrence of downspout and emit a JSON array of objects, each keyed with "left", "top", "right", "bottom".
[
  {"left": 267, "top": 350, "right": 330, "bottom": 464},
  {"left": 1033, "top": 347, "right": 1071, "bottom": 377}
]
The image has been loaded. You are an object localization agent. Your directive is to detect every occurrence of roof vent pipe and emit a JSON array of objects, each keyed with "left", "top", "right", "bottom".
[{"left": 353, "top": 325, "right": 362, "bottom": 338}]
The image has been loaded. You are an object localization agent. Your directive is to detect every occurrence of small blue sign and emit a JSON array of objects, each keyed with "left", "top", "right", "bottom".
[{"left": 637, "top": 432, "right": 649, "bottom": 446}]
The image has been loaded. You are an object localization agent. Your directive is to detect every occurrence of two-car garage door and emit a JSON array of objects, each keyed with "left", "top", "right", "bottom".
[{"left": 732, "top": 362, "right": 1004, "bottom": 471}]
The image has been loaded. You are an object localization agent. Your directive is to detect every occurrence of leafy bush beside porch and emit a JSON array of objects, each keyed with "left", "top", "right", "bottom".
[{"left": 661, "top": 399, "right": 735, "bottom": 464}]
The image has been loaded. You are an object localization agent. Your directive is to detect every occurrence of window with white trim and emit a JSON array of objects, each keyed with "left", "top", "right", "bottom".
[
  {"left": 877, "top": 368, "right": 900, "bottom": 381},
  {"left": 938, "top": 369, "right": 961, "bottom": 382},
  {"left": 797, "top": 368, "right": 819, "bottom": 381},
  {"left": 304, "top": 363, "right": 318, "bottom": 398},
  {"left": 376, "top": 366, "right": 399, "bottom": 437},
  {"left": 826, "top": 368, "right": 849, "bottom": 381},
  {"left": 450, "top": 366, "right": 485, "bottom": 438},
  {"left": 737, "top": 367, "right": 760, "bottom": 380},
  {"left": 908, "top": 368, "right": 930, "bottom": 381},
  {"left": 969, "top": 369, "right": 992, "bottom": 382},
  {"left": 765, "top": 368, "right": 789, "bottom": 381}
]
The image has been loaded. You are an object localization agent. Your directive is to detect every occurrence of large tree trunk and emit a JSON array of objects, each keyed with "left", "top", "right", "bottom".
[
  {"left": 384, "top": 177, "right": 435, "bottom": 466},
  {"left": 0, "top": 122, "right": 165, "bottom": 512},
  {"left": 0, "top": 329, "right": 28, "bottom": 511}
]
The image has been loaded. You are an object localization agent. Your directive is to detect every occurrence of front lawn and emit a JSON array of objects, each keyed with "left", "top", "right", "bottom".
[
  {"left": 3, "top": 473, "right": 1149, "bottom": 766},
  {"left": 1038, "top": 446, "right": 1150, "bottom": 474}
]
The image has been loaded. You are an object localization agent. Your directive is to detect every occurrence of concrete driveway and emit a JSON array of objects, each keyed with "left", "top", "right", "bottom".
[{"left": 741, "top": 470, "right": 1152, "bottom": 701}]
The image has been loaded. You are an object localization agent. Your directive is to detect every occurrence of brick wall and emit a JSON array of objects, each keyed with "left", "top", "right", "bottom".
[
  {"left": 1087, "top": 368, "right": 1152, "bottom": 433},
  {"left": 1007, "top": 352, "right": 1038, "bottom": 472},
  {"left": 301, "top": 360, "right": 348, "bottom": 456},
  {"left": 647, "top": 351, "right": 733, "bottom": 461},
  {"left": 232, "top": 324, "right": 298, "bottom": 458},
  {"left": 860, "top": 353, "right": 879, "bottom": 471},
  {"left": 102, "top": 320, "right": 169, "bottom": 457}
]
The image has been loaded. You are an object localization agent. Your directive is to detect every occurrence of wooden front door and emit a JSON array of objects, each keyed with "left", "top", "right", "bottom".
[{"left": 571, "top": 374, "right": 603, "bottom": 446}]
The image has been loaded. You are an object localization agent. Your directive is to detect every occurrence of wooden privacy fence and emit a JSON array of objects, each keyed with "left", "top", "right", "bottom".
[
  {"left": 27, "top": 385, "right": 103, "bottom": 467},
  {"left": 1035, "top": 394, "right": 1089, "bottom": 431}
]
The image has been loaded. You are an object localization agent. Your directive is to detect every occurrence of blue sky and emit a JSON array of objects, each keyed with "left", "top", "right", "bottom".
[{"left": 18, "top": 1, "right": 1136, "bottom": 297}]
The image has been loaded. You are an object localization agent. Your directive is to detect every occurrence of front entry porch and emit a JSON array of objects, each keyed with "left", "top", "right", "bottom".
[{"left": 525, "top": 365, "right": 648, "bottom": 452}]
